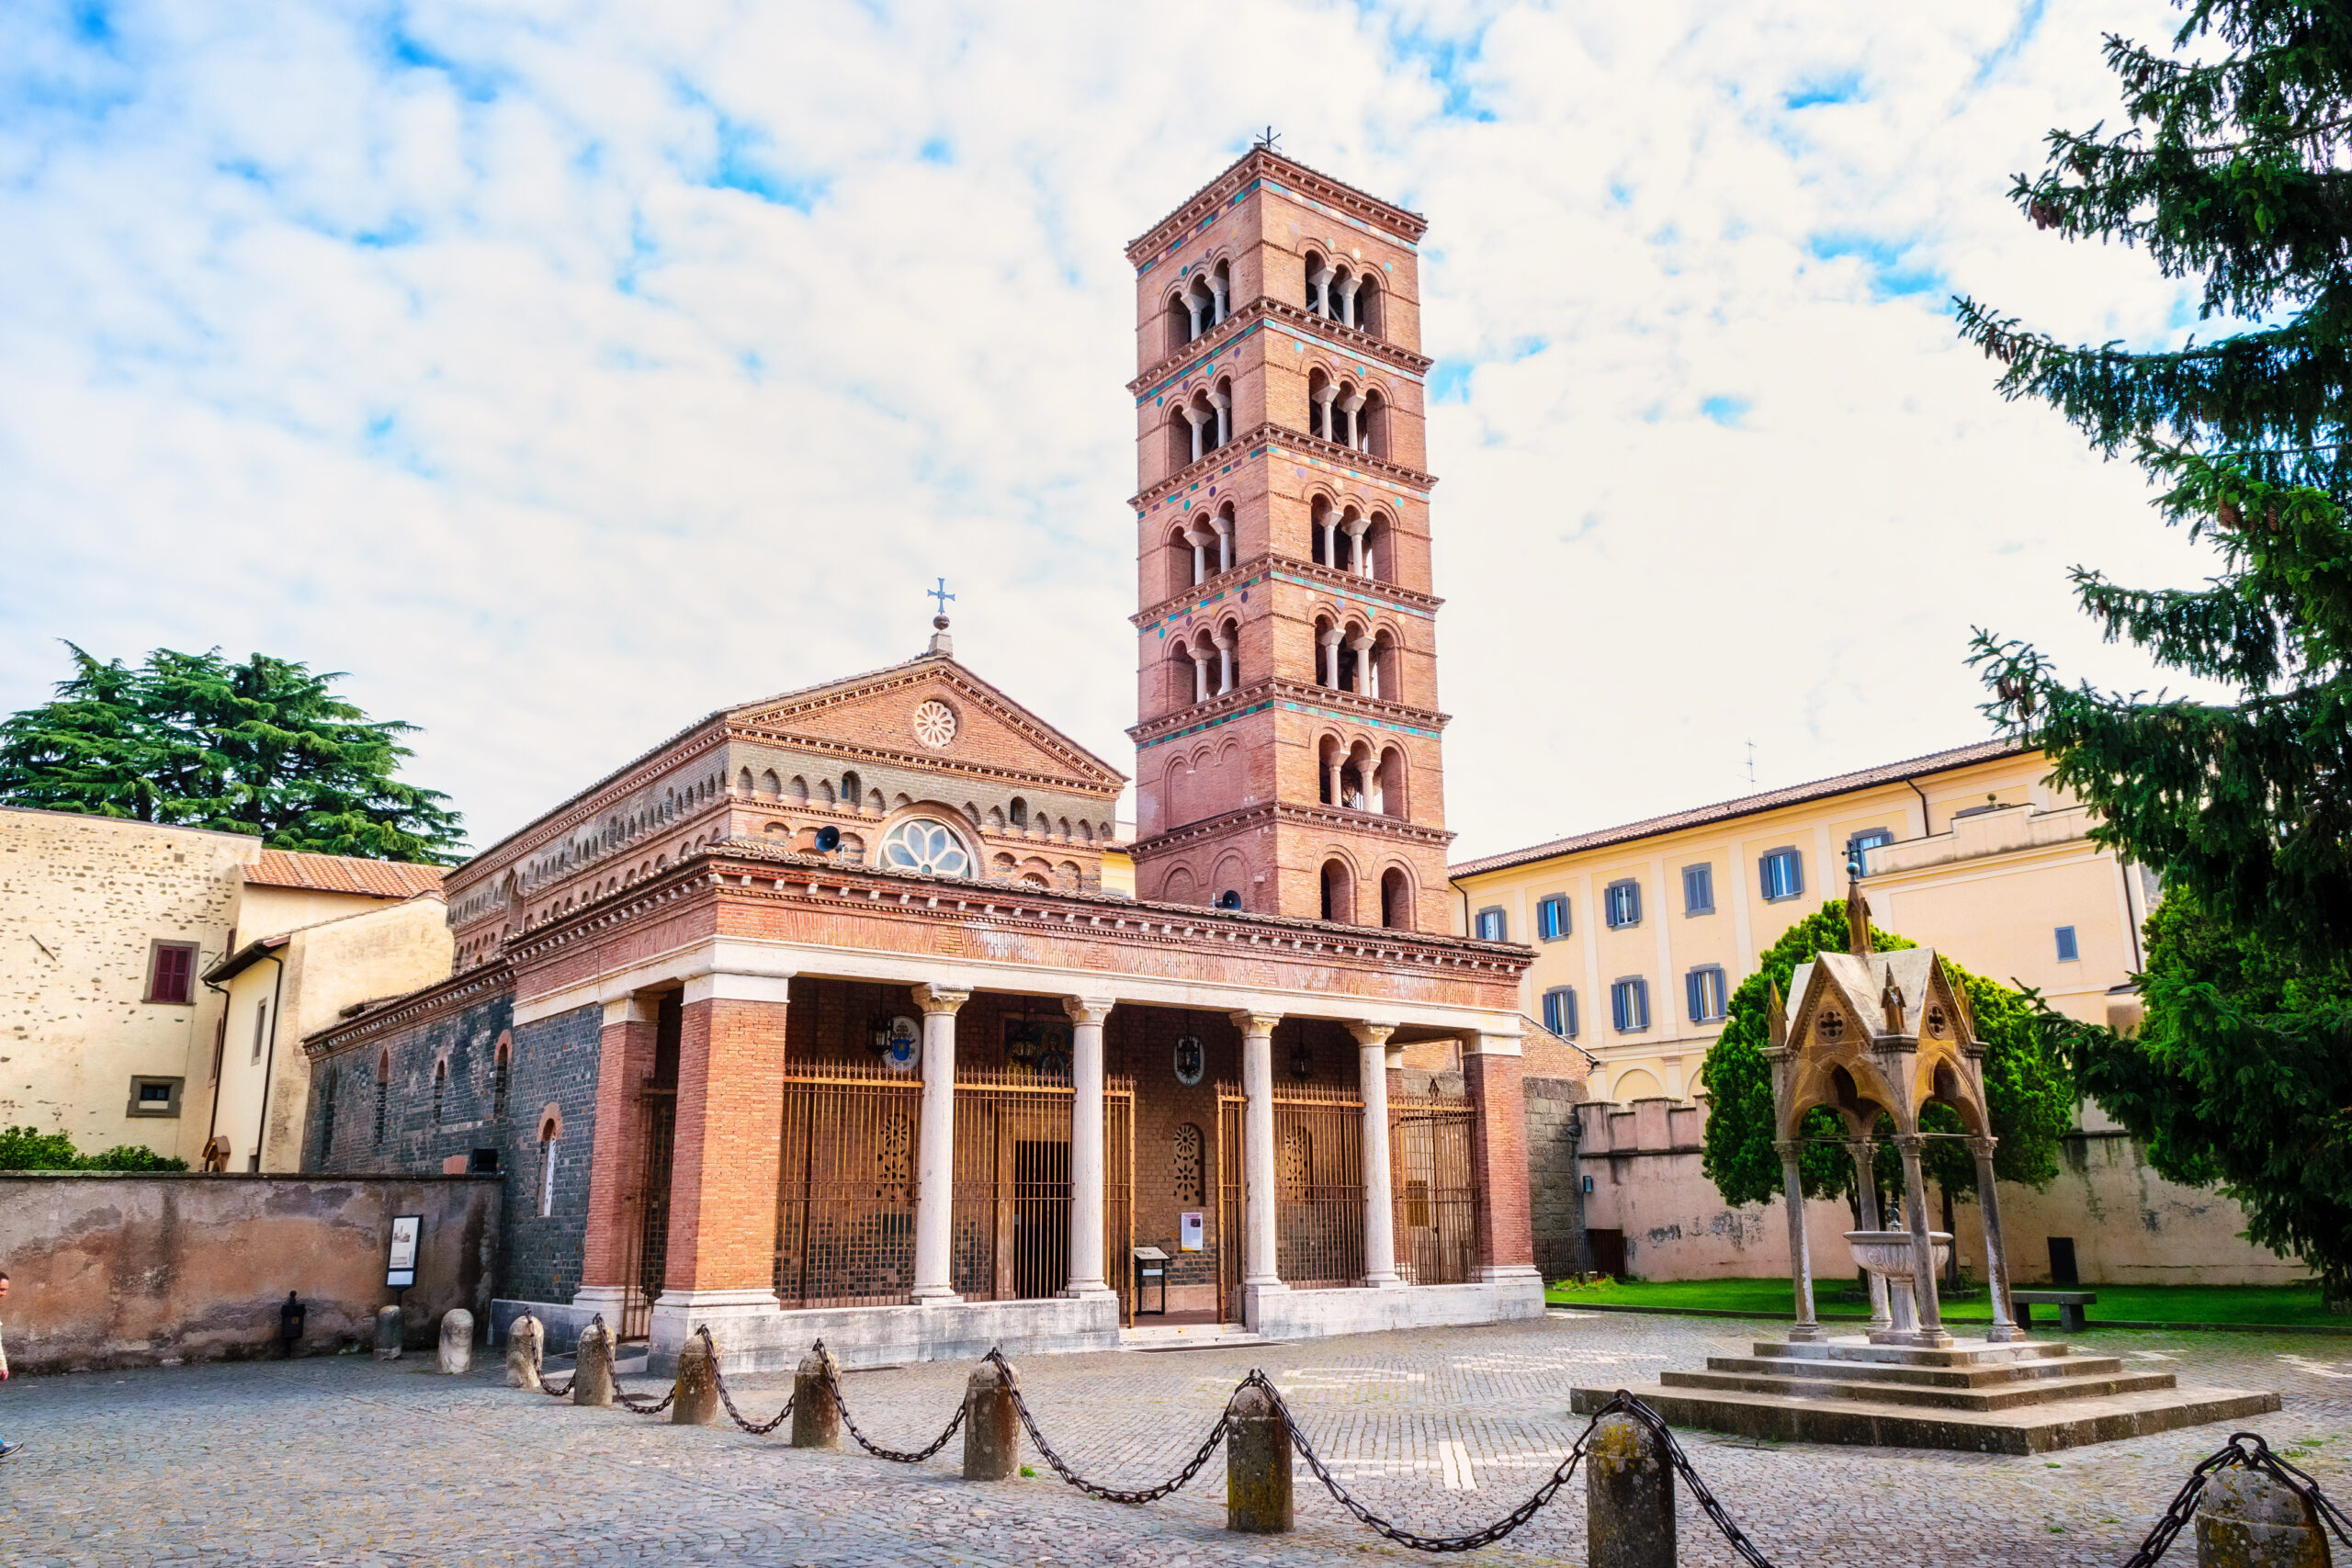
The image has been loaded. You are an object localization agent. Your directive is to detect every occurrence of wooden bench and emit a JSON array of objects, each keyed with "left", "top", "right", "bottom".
[{"left": 2010, "top": 1290, "right": 2096, "bottom": 1332}]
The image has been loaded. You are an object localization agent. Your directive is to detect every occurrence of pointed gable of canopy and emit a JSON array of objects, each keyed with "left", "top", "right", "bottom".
[{"left": 724, "top": 651, "right": 1126, "bottom": 798}]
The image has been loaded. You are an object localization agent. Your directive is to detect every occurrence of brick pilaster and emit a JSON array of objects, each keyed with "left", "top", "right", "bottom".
[
  {"left": 664, "top": 991, "right": 791, "bottom": 1295},
  {"left": 579, "top": 999, "right": 659, "bottom": 1292},
  {"left": 1463, "top": 1042, "right": 1535, "bottom": 1273}
]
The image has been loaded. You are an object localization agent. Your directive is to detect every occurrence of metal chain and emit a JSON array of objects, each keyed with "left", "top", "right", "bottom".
[
  {"left": 2119, "top": 1432, "right": 2352, "bottom": 1568},
  {"left": 1263, "top": 1371, "right": 1602, "bottom": 1552},
  {"left": 981, "top": 1348, "right": 1227, "bottom": 1505},
  {"left": 615, "top": 1384, "right": 677, "bottom": 1416},
  {"left": 700, "top": 1325, "right": 796, "bottom": 1436},
  {"left": 820, "top": 1347, "right": 966, "bottom": 1462}
]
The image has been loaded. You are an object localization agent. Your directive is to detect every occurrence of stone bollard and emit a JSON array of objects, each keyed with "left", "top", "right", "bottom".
[
  {"left": 963, "top": 1359, "right": 1021, "bottom": 1481},
  {"left": 2196, "top": 1468, "right": 2333, "bottom": 1568},
  {"left": 1588, "top": 1412, "right": 1677, "bottom": 1568},
  {"left": 437, "top": 1309, "right": 475, "bottom": 1374},
  {"left": 790, "top": 1347, "right": 841, "bottom": 1449},
  {"left": 571, "top": 1319, "right": 616, "bottom": 1409},
  {"left": 672, "top": 1333, "right": 722, "bottom": 1427},
  {"left": 506, "top": 1314, "right": 544, "bottom": 1391},
  {"left": 1225, "top": 1383, "right": 1294, "bottom": 1534},
  {"left": 373, "top": 1303, "right": 403, "bottom": 1361}
]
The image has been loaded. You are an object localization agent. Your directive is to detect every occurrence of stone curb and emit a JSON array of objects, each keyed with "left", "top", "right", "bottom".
[{"left": 1548, "top": 1300, "right": 2352, "bottom": 1336}]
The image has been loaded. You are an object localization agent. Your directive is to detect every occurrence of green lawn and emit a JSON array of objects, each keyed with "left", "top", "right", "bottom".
[{"left": 1546, "top": 1276, "right": 2345, "bottom": 1328}]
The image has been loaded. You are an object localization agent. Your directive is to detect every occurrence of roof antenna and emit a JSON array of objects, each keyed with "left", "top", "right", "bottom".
[
  {"left": 1253, "top": 125, "right": 1282, "bottom": 153},
  {"left": 1746, "top": 739, "right": 1757, "bottom": 785}
]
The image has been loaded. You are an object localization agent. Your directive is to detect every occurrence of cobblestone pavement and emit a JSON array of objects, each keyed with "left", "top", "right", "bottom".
[{"left": 3, "top": 1310, "right": 2346, "bottom": 1567}]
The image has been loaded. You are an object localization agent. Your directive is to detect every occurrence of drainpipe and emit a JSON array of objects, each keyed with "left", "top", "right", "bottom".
[
  {"left": 1905, "top": 777, "right": 1932, "bottom": 838},
  {"left": 253, "top": 953, "right": 288, "bottom": 1173},
  {"left": 199, "top": 971, "right": 232, "bottom": 1166},
  {"left": 1448, "top": 875, "right": 1471, "bottom": 937}
]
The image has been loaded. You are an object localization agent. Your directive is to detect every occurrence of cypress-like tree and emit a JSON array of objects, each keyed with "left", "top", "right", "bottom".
[
  {"left": 1954, "top": 0, "right": 2352, "bottom": 1291},
  {"left": 0, "top": 643, "right": 466, "bottom": 864}
]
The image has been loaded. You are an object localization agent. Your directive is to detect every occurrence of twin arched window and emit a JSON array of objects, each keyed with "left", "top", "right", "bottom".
[{"left": 1303, "top": 251, "right": 1382, "bottom": 337}]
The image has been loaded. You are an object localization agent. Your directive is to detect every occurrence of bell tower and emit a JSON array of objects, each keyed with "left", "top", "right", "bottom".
[{"left": 1124, "top": 148, "right": 1453, "bottom": 931}]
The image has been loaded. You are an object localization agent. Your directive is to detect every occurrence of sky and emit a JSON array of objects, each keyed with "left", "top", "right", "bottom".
[{"left": 0, "top": 0, "right": 2222, "bottom": 863}]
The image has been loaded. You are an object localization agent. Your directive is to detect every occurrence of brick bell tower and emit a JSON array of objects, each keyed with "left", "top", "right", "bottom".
[{"left": 1124, "top": 147, "right": 1454, "bottom": 932}]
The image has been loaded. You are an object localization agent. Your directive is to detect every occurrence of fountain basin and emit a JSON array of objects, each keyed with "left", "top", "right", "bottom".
[{"left": 1845, "top": 1229, "right": 1950, "bottom": 1280}]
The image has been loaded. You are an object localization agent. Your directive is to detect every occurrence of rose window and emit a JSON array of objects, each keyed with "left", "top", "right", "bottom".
[
  {"left": 1818, "top": 1010, "right": 1846, "bottom": 1043},
  {"left": 911, "top": 700, "right": 958, "bottom": 750},
  {"left": 880, "top": 818, "right": 972, "bottom": 878}
]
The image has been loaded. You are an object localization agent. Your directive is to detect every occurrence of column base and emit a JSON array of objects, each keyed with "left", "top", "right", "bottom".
[
  {"left": 1909, "top": 1327, "right": 1957, "bottom": 1349},
  {"left": 909, "top": 1287, "right": 963, "bottom": 1306},
  {"left": 1060, "top": 1283, "right": 1119, "bottom": 1303},
  {"left": 1473, "top": 1264, "right": 1544, "bottom": 1286},
  {"left": 1363, "top": 1273, "right": 1407, "bottom": 1290},
  {"left": 568, "top": 1285, "right": 629, "bottom": 1319},
  {"left": 1785, "top": 1323, "right": 1830, "bottom": 1343},
  {"left": 1982, "top": 1323, "right": 2027, "bottom": 1343}
]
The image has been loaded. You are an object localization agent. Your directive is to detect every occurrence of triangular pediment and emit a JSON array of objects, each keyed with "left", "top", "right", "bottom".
[{"left": 726, "top": 655, "right": 1125, "bottom": 795}]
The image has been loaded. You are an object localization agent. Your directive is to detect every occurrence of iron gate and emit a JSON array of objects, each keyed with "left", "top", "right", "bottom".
[
  {"left": 1389, "top": 1090, "right": 1477, "bottom": 1285},
  {"left": 772, "top": 1062, "right": 922, "bottom": 1310},
  {"left": 617, "top": 1086, "right": 676, "bottom": 1342}
]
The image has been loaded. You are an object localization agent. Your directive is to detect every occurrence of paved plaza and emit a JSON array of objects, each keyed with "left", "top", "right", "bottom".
[{"left": 3, "top": 1311, "right": 2346, "bottom": 1567}]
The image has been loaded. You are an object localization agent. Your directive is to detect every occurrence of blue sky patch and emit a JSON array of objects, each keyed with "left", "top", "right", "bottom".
[
  {"left": 707, "top": 111, "right": 825, "bottom": 210},
  {"left": 1807, "top": 232, "right": 1945, "bottom": 299},
  {"left": 1429, "top": 362, "right": 1473, "bottom": 403},
  {"left": 1784, "top": 69, "right": 1862, "bottom": 109},
  {"left": 1701, "top": 394, "right": 1751, "bottom": 428}
]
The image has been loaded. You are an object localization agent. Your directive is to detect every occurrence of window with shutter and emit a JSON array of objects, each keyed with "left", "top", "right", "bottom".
[
  {"left": 1475, "top": 907, "right": 1507, "bottom": 942},
  {"left": 2054, "top": 925, "right": 2079, "bottom": 962},
  {"left": 1682, "top": 864, "right": 1714, "bottom": 915},
  {"left": 1759, "top": 848, "right": 1804, "bottom": 902},
  {"left": 1536, "top": 896, "right": 1569, "bottom": 941},
  {"left": 1543, "top": 986, "right": 1578, "bottom": 1038},
  {"left": 146, "top": 941, "right": 198, "bottom": 1005},
  {"left": 1604, "top": 879, "right": 1642, "bottom": 928}
]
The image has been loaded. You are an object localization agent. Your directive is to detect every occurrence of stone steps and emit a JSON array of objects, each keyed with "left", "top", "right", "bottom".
[
  {"left": 1659, "top": 1366, "right": 2183, "bottom": 1413},
  {"left": 1749, "top": 1337, "right": 2073, "bottom": 1368},
  {"left": 1705, "top": 1351, "right": 2130, "bottom": 1388},
  {"left": 1570, "top": 1376, "right": 2282, "bottom": 1455}
]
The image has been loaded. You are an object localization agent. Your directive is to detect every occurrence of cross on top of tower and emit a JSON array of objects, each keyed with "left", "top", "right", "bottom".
[
  {"left": 927, "top": 577, "right": 955, "bottom": 616},
  {"left": 1252, "top": 125, "right": 1281, "bottom": 153}
]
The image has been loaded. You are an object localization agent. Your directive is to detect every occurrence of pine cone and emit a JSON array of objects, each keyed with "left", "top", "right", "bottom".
[
  {"left": 2029, "top": 198, "right": 2064, "bottom": 230},
  {"left": 2217, "top": 501, "right": 2242, "bottom": 529}
]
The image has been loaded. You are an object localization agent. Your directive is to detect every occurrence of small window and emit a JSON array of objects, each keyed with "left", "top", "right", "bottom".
[
  {"left": 126, "top": 1076, "right": 183, "bottom": 1118},
  {"left": 1535, "top": 896, "right": 1570, "bottom": 941},
  {"left": 1682, "top": 864, "right": 1714, "bottom": 915},
  {"left": 1604, "top": 879, "right": 1642, "bottom": 929},
  {"left": 537, "top": 1123, "right": 559, "bottom": 1217},
  {"left": 1611, "top": 977, "right": 1650, "bottom": 1032},
  {"left": 250, "top": 1000, "right": 269, "bottom": 1064},
  {"left": 1475, "top": 906, "right": 1508, "bottom": 942},
  {"left": 145, "top": 941, "right": 198, "bottom": 1005},
  {"left": 1542, "top": 986, "right": 1579, "bottom": 1039},
  {"left": 2055, "top": 925, "right": 2080, "bottom": 962},
  {"left": 1758, "top": 847, "right": 1804, "bottom": 902},
  {"left": 1582, "top": 1173, "right": 1594, "bottom": 1195},
  {"left": 1686, "top": 965, "right": 1728, "bottom": 1023}
]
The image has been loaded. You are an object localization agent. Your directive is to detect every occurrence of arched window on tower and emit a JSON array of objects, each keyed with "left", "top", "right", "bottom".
[
  {"left": 1167, "top": 526, "right": 1196, "bottom": 598},
  {"left": 1303, "top": 250, "right": 1329, "bottom": 317},
  {"left": 1306, "top": 369, "right": 1333, "bottom": 441},
  {"left": 1381, "top": 866, "right": 1411, "bottom": 930},
  {"left": 1212, "top": 502, "right": 1235, "bottom": 574},
  {"left": 1376, "top": 746, "right": 1408, "bottom": 818},
  {"left": 1167, "top": 289, "right": 1192, "bottom": 352},
  {"left": 1361, "top": 389, "right": 1387, "bottom": 457},
  {"left": 841, "top": 772, "right": 861, "bottom": 811},
  {"left": 1214, "top": 616, "right": 1240, "bottom": 694},
  {"left": 1210, "top": 377, "right": 1233, "bottom": 451},
  {"left": 1363, "top": 513, "right": 1392, "bottom": 582},
  {"left": 1320, "top": 859, "right": 1355, "bottom": 923},
  {"left": 1368, "top": 629, "right": 1398, "bottom": 702},
  {"left": 1310, "top": 497, "right": 1334, "bottom": 567},
  {"left": 1358, "top": 275, "right": 1383, "bottom": 338}
]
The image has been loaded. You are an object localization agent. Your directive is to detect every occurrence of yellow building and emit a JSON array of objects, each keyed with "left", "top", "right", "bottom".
[
  {"left": 203, "top": 853, "right": 453, "bottom": 1172},
  {"left": 1447, "top": 741, "right": 2154, "bottom": 1107},
  {"left": 0, "top": 807, "right": 445, "bottom": 1164}
]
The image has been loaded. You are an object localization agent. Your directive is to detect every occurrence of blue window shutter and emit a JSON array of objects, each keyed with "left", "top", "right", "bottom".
[
  {"left": 1791, "top": 852, "right": 1804, "bottom": 897},
  {"left": 1686, "top": 971, "right": 1701, "bottom": 1022},
  {"left": 1569, "top": 989, "right": 1579, "bottom": 1037}
]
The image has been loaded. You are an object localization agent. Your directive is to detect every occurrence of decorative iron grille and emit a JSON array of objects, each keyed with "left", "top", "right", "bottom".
[
  {"left": 1389, "top": 1090, "right": 1477, "bottom": 1285},
  {"left": 1275, "top": 1082, "right": 1366, "bottom": 1290},
  {"left": 772, "top": 1062, "right": 922, "bottom": 1310},
  {"left": 618, "top": 1086, "right": 676, "bottom": 1341}
]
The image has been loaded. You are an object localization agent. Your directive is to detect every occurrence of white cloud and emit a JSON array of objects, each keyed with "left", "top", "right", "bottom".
[{"left": 0, "top": 0, "right": 2217, "bottom": 863}]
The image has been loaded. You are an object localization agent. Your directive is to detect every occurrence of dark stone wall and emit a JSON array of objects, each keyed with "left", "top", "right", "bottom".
[
  {"left": 304, "top": 987, "right": 603, "bottom": 1306},
  {"left": 1524, "top": 1076, "right": 1588, "bottom": 1280}
]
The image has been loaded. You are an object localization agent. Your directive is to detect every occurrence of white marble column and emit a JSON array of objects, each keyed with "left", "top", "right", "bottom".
[
  {"left": 1184, "top": 406, "right": 1209, "bottom": 463},
  {"left": 1208, "top": 276, "right": 1228, "bottom": 324},
  {"left": 1345, "top": 518, "right": 1367, "bottom": 574},
  {"left": 1319, "top": 627, "right": 1341, "bottom": 687},
  {"left": 1894, "top": 1132, "right": 1952, "bottom": 1348},
  {"left": 1184, "top": 295, "right": 1204, "bottom": 340},
  {"left": 910, "top": 984, "right": 969, "bottom": 1303},
  {"left": 1233, "top": 1010, "right": 1285, "bottom": 1293},
  {"left": 1340, "top": 391, "right": 1365, "bottom": 450},
  {"left": 1192, "top": 648, "right": 1211, "bottom": 704},
  {"left": 1063, "top": 997, "right": 1116, "bottom": 1300},
  {"left": 1314, "top": 386, "right": 1338, "bottom": 442},
  {"left": 1348, "top": 635, "right": 1374, "bottom": 695},
  {"left": 1972, "top": 1134, "right": 2022, "bottom": 1342},
  {"left": 1846, "top": 1139, "right": 1892, "bottom": 1331},
  {"left": 1210, "top": 389, "right": 1231, "bottom": 449},
  {"left": 1309, "top": 265, "right": 1332, "bottom": 317},
  {"left": 1351, "top": 1022, "right": 1403, "bottom": 1287},
  {"left": 1215, "top": 633, "right": 1235, "bottom": 694},
  {"left": 1776, "top": 1138, "right": 1826, "bottom": 1341}
]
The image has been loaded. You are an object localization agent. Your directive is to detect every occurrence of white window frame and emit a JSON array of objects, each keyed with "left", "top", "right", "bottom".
[
  {"left": 1542, "top": 986, "right": 1578, "bottom": 1039},
  {"left": 1682, "top": 863, "right": 1714, "bottom": 916},
  {"left": 1536, "top": 895, "right": 1570, "bottom": 942},
  {"left": 1611, "top": 976, "right": 1650, "bottom": 1033},
  {"left": 1758, "top": 847, "right": 1804, "bottom": 903},
  {"left": 1604, "top": 879, "right": 1642, "bottom": 930},
  {"left": 1687, "top": 964, "right": 1728, "bottom": 1023}
]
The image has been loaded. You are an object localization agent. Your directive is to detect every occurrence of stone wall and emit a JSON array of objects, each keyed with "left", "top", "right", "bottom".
[
  {"left": 1577, "top": 1098, "right": 2305, "bottom": 1286},
  {"left": 1523, "top": 1076, "right": 1588, "bottom": 1279},
  {"left": 305, "top": 978, "right": 604, "bottom": 1307},
  {"left": 0, "top": 1172, "right": 500, "bottom": 1374}
]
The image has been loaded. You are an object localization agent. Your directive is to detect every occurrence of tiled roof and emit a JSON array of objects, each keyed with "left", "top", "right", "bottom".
[
  {"left": 245, "top": 849, "right": 445, "bottom": 898},
  {"left": 1448, "top": 739, "right": 2031, "bottom": 879}
]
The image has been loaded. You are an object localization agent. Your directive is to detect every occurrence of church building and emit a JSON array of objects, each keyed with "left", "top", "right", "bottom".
[{"left": 300, "top": 148, "right": 1544, "bottom": 1371}]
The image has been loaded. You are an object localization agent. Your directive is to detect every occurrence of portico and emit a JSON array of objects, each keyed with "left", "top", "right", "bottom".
[{"left": 497, "top": 846, "right": 1536, "bottom": 1371}]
